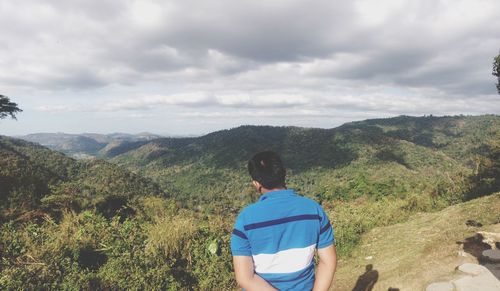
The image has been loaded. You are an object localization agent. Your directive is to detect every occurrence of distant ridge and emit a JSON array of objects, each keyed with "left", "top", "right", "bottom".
[
  {"left": 112, "top": 115, "right": 500, "bottom": 169},
  {"left": 16, "top": 132, "right": 163, "bottom": 158},
  {"left": 105, "top": 115, "right": 499, "bottom": 209}
]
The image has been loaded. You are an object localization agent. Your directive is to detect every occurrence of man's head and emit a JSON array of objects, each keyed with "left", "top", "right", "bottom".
[{"left": 248, "top": 151, "right": 286, "bottom": 192}]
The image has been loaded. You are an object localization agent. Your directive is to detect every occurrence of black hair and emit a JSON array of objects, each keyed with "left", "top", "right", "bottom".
[{"left": 247, "top": 151, "right": 286, "bottom": 189}]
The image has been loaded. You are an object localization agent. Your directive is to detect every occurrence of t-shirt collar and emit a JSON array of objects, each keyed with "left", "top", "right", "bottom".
[{"left": 259, "top": 188, "right": 295, "bottom": 202}]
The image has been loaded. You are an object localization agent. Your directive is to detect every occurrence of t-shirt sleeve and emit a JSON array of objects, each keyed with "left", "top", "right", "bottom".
[
  {"left": 317, "top": 206, "right": 335, "bottom": 249},
  {"left": 230, "top": 212, "right": 252, "bottom": 256}
]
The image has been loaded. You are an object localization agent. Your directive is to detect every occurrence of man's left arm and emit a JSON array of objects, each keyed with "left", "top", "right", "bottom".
[
  {"left": 312, "top": 244, "right": 337, "bottom": 291},
  {"left": 233, "top": 256, "right": 278, "bottom": 291},
  {"left": 313, "top": 206, "right": 337, "bottom": 290}
]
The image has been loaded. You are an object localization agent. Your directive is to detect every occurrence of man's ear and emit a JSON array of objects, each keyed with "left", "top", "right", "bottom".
[{"left": 252, "top": 180, "right": 264, "bottom": 194}]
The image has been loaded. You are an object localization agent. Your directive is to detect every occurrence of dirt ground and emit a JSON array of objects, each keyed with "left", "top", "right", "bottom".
[{"left": 331, "top": 193, "right": 500, "bottom": 291}]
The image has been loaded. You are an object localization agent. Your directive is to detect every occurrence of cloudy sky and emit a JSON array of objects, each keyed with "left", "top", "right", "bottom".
[{"left": 1, "top": 0, "right": 499, "bottom": 136}]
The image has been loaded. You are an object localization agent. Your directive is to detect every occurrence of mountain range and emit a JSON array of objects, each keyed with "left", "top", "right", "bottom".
[
  {"left": 16, "top": 132, "right": 164, "bottom": 158},
  {"left": 1, "top": 114, "right": 499, "bottom": 290},
  {"left": 108, "top": 115, "right": 500, "bottom": 209}
]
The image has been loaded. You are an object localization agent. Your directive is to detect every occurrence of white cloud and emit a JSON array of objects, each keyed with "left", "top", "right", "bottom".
[{"left": 1, "top": 0, "right": 499, "bottom": 135}]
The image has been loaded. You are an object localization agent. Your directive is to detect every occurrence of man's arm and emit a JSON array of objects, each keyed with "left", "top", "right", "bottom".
[
  {"left": 233, "top": 256, "right": 278, "bottom": 291},
  {"left": 313, "top": 244, "right": 337, "bottom": 291}
]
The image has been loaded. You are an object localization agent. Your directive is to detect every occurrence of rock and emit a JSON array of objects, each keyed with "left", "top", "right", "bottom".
[
  {"left": 453, "top": 263, "right": 500, "bottom": 291},
  {"left": 428, "top": 263, "right": 500, "bottom": 291},
  {"left": 483, "top": 263, "right": 500, "bottom": 281},
  {"left": 426, "top": 282, "right": 455, "bottom": 291},
  {"left": 482, "top": 249, "right": 500, "bottom": 263},
  {"left": 453, "top": 272, "right": 500, "bottom": 291},
  {"left": 458, "top": 250, "right": 467, "bottom": 257},
  {"left": 478, "top": 231, "right": 500, "bottom": 249},
  {"left": 365, "top": 256, "right": 373, "bottom": 260},
  {"left": 457, "top": 263, "right": 487, "bottom": 276}
]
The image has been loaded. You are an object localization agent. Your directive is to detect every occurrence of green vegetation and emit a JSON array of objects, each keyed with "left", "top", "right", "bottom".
[
  {"left": 113, "top": 115, "right": 499, "bottom": 210},
  {"left": 0, "top": 203, "right": 235, "bottom": 290},
  {"left": 0, "top": 136, "right": 234, "bottom": 290},
  {"left": 1, "top": 115, "right": 499, "bottom": 290},
  {"left": 0, "top": 95, "right": 22, "bottom": 120},
  {"left": 494, "top": 51, "right": 500, "bottom": 94},
  {"left": 0, "top": 136, "right": 165, "bottom": 221}
]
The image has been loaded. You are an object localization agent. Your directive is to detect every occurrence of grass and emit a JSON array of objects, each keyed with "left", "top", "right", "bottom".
[{"left": 332, "top": 192, "right": 500, "bottom": 291}]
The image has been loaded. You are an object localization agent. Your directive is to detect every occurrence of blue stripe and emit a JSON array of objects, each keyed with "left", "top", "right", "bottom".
[
  {"left": 258, "top": 264, "right": 314, "bottom": 283},
  {"left": 232, "top": 229, "right": 248, "bottom": 239},
  {"left": 320, "top": 222, "right": 331, "bottom": 234},
  {"left": 244, "top": 214, "right": 320, "bottom": 231}
]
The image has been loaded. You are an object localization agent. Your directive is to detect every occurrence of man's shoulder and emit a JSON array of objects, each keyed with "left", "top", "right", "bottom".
[
  {"left": 235, "top": 201, "right": 260, "bottom": 221},
  {"left": 294, "top": 194, "right": 323, "bottom": 209}
]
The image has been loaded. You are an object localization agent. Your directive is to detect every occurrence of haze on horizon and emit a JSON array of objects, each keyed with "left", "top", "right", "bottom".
[{"left": 1, "top": 0, "right": 499, "bottom": 136}]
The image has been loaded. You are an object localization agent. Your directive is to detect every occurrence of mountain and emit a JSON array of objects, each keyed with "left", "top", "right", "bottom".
[
  {"left": 1, "top": 115, "right": 499, "bottom": 290},
  {"left": 0, "top": 135, "right": 166, "bottom": 221},
  {"left": 98, "top": 139, "right": 151, "bottom": 158},
  {"left": 109, "top": 115, "right": 500, "bottom": 210},
  {"left": 16, "top": 132, "right": 163, "bottom": 158}
]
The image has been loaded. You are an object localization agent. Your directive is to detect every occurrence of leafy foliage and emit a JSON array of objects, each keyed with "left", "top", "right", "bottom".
[
  {"left": 0, "top": 203, "right": 236, "bottom": 290},
  {"left": 494, "top": 51, "right": 500, "bottom": 94},
  {"left": 0, "top": 95, "right": 22, "bottom": 120},
  {"left": 0, "top": 136, "right": 166, "bottom": 221}
]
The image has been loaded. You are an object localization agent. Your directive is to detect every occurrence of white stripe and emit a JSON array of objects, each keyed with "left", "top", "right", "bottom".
[{"left": 252, "top": 244, "right": 316, "bottom": 274}]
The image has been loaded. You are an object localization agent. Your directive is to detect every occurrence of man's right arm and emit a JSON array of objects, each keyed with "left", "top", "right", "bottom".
[
  {"left": 233, "top": 256, "right": 278, "bottom": 291},
  {"left": 313, "top": 244, "right": 337, "bottom": 291}
]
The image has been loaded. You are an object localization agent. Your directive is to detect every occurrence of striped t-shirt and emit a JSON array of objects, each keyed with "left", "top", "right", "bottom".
[{"left": 230, "top": 189, "right": 334, "bottom": 291}]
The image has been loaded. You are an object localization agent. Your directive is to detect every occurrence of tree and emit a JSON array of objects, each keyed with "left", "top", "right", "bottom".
[
  {"left": 493, "top": 52, "right": 500, "bottom": 94},
  {"left": 467, "top": 140, "right": 500, "bottom": 199},
  {"left": 0, "top": 95, "right": 22, "bottom": 120}
]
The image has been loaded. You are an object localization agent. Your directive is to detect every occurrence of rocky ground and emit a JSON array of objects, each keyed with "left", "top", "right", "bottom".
[
  {"left": 332, "top": 193, "right": 500, "bottom": 291},
  {"left": 426, "top": 262, "right": 500, "bottom": 291}
]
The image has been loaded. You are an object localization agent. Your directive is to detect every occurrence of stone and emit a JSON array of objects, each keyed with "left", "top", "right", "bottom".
[
  {"left": 457, "top": 263, "right": 487, "bottom": 276},
  {"left": 365, "top": 256, "right": 373, "bottom": 260},
  {"left": 426, "top": 282, "right": 455, "bottom": 291},
  {"left": 483, "top": 263, "right": 500, "bottom": 280},
  {"left": 482, "top": 249, "right": 500, "bottom": 263},
  {"left": 453, "top": 272, "right": 500, "bottom": 291},
  {"left": 428, "top": 263, "right": 500, "bottom": 291},
  {"left": 478, "top": 231, "right": 500, "bottom": 249}
]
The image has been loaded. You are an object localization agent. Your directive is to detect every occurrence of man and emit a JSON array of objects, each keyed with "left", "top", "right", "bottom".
[{"left": 231, "top": 151, "right": 337, "bottom": 291}]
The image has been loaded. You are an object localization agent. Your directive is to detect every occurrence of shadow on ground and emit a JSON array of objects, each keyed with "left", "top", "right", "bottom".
[
  {"left": 458, "top": 233, "right": 491, "bottom": 259},
  {"left": 351, "top": 264, "right": 400, "bottom": 291},
  {"left": 457, "top": 225, "right": 500, "bottom": 280},
  {"left": 352, "top": 264, "right": 378, "bottom": 291}
]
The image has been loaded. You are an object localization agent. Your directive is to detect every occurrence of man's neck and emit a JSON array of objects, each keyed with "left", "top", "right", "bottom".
[{"left": 260, "top": 187, "right": 287, "bottom": 194}]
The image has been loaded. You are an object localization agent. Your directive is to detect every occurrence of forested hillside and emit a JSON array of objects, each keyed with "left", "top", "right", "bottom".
[
  {"left": 0, "top": 135, "right": 235, "bottom": 290},
  {"left": 1, "top": 115, "right": 499, "bottom": 290},
  {"left": 0, "top": 136, "right": 166, "bottom": 221},
  {"left": 111, "top": 115, "right": 500, "bottom": 210}
]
